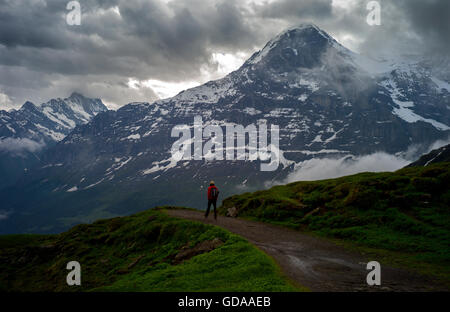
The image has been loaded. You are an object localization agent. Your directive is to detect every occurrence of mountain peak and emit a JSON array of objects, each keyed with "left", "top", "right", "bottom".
[
  {"left": 21, "top": 101, "right": 38, "bottom": 111},
  {"left": 6, "top": 95, "right": 109, "bottom": 145},
  {"left": 244, "top": 23, "right": 339, "bottom": 69},
  {"left": 281, "top": 23, "right": 326, "bottom": 36}
]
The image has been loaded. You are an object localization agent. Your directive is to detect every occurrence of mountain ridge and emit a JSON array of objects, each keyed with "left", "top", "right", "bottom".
[
  {"left": 407, "top": 143, "right": 450, "bottom": 167},
  {"left": 0, "top": 92, "right": 108, "bottom": 144},
  {"left": 0, "top": 93, "right": 108, "bottom": 189}
]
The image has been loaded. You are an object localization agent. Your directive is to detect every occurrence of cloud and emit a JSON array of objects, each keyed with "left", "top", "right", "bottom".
[
  {"left": 283, "top": 153, "right": 409, "bottom": 183},
  {"left": 275, "top": 137, "right": 450, "bottom": 185},
  {"left": 395, "top": 136, "right": 450, "bottom": 160},
  {"left": 0, "top": 210, "right": 12, "bottom": 221},
  {"left": 428, "top": 137, "right": 450, "bottom": 151},
  {"left": 0, "top": 138, "right": 45, "bottom": 155},
  {"left": 0, "top": 90, "right": 16, "bottom": 110},
  {"left": 0, "top": 0, "right": 262, "bottom": 78},
  {"left": 0, "top": 0, "right": 266, "bottom": 107},
  {"left": 0, "top": 0, "right": 448, "bottom": 107},
  {"left": 256, "top": 0, "right": 333, "bottom": 19},
  {"left": 0, "top": 66, "right": 159, "bottom": 110},
  {"left": 399, "top": 0, "right": 450, "bottom": 54}
]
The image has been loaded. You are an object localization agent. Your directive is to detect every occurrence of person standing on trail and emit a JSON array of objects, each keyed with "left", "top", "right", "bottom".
[{"left": 205, "top": 181, "right": 219, "bottom": 220}]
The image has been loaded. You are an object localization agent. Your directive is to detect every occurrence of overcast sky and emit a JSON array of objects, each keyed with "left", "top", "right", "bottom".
[{"left": 0, "top": 0, "right": 449, "bottom": 110}]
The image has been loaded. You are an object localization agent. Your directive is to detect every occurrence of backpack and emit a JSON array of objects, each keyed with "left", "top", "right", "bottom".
[{"left": 210, "top": 187, "right": 218, "bottom": 199}]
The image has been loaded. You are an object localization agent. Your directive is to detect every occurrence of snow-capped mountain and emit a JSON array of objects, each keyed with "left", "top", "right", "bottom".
[
  {"left": 0, "top": 93, "right": 108, "bottom": 188},
  {"left": 0, "top": 92, "right": 107, "bottom": 145},
  {"left": 1, "top": 24, "right": 449, "bottom": 234}
]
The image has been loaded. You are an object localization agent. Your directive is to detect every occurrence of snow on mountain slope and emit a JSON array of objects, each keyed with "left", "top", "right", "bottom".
[{"left": 0, "top": 92, "right": 108, "bottom": 150}]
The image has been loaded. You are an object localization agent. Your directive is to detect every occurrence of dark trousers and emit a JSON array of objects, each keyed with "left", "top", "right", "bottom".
[{"left": 205, "top": 199, "right": 217, "bottom": 219}]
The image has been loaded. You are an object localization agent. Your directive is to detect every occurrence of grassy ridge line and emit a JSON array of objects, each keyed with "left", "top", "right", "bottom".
[
  {"left": 219, "top": 163, "right": 450, "bottom": 282},
  {"left": 0, "top": 208, "right": 299, "bottom": 292}
]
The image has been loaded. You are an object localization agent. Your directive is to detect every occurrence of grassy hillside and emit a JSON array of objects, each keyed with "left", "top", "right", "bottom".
[
  {"left": 0, "top": 208, "right": 298, "bottom": 292},
  {"left": 219, "top": 163, "right": 450, "bottom": 281}
]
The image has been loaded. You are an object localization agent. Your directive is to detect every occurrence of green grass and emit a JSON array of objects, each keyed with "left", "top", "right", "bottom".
[
  {"left": 95, "top": 236, "right": 297, "bottom": 292},
  {"left": 219, "top": 163, "right": 450, "bottom": 283},
  {"left": 0, "top": 207, "right": 298, "bottom": 292}
]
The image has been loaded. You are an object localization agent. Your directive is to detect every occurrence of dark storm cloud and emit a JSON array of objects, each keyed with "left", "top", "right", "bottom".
[
  {"left": 0, "top": 0, "right": 448, "bottom": 109},
  {"left": 342, "top": 0, "right": 450, "bottom": 58},
  {"left": 399, "top": 0, "right": 450, "bottom": 53},
  {"left": 0, "top": 0, "right": 260, "bottom": 77},
  {"left": 256, "top": 0, "right": 333, "bottom": 19},
  {"left": 0, "top": 0, "right": 268, "bottom": 107},
  {"left": 115, "top": 0, "right": 258, "bottom": 76}
]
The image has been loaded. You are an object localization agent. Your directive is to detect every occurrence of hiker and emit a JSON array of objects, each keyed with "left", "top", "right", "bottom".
[{"left": 205, "top": 181, "right": 219, "bottom": 220}]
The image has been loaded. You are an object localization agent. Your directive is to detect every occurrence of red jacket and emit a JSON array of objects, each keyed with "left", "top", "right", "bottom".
[{"left": 207, "top": 185, "right": 219, "bottom": 200}]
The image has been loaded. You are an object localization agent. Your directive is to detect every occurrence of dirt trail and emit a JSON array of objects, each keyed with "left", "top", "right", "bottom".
[{"left": 167, "top": 209, "right": 445, "bottom": 292}]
